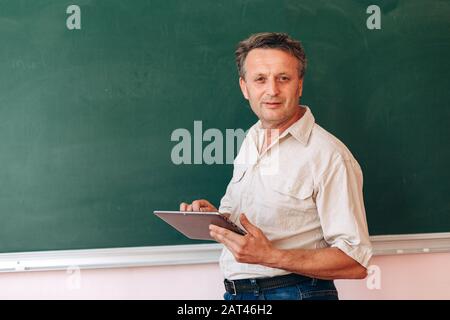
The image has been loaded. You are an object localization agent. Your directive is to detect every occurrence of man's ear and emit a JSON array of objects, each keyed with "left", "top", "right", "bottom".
[
  {"left": 239, "top": 77, "right": 249, "bottom": 100},
  {"left": 298, "top": 78, "right": 304, "bottom": 98}
]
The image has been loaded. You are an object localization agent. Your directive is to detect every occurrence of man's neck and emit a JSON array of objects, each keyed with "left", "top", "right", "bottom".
[
  {"left": 261, "top": 106, "right": 306, "bottom": 135},
  {"left": 260, "top": 106, "right": 306, "bottom": 154}
]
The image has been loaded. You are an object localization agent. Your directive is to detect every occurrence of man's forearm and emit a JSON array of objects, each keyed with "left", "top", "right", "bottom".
[{"left": 265, "top": 247, "right": 367, "bottom": 280}]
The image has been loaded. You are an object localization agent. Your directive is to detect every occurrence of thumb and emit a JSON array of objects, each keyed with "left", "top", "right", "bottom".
[{"left": 239, "top": 213, "right": 259, "bottom": 235}]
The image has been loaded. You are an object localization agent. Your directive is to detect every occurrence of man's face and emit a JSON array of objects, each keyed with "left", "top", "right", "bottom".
[{"left": 239, "top": 48, "right": 303, "bottom": 129}]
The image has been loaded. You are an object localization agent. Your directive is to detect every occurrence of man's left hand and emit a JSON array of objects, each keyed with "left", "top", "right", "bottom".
[{"left": 209, "top": 213, "right": 275, "bottom": 265}]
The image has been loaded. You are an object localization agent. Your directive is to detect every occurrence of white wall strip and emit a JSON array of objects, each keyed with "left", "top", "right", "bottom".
[
  {"left": 0, "top": 232, "right": 449, "bottom": 273},
  {"left": 0, "top": 243, "right": 222, "bottom": 273},
  {"left": 370, "top": 232, "right": 450, "bottom": 255}
]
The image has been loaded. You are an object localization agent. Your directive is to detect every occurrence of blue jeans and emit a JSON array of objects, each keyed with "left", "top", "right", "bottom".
[{"left": 224, "top": 278, "right": 339, "bottom": 300}]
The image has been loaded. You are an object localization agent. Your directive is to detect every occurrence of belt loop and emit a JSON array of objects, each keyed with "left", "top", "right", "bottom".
[
  {"left": 250, "top": 278, "right": 260, "bottom": 296},
  {"left": 230, "top": 280, "right": 237, "bottom": 295}
]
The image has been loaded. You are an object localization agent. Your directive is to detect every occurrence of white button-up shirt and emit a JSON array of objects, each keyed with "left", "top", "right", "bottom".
[{"left": 219, "top": 106, "right": 372, "bottom": 280}]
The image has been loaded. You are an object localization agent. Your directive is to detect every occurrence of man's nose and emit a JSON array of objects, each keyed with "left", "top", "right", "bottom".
[{"left": 266, "top": 78, "right": 280, "bottom": 96}]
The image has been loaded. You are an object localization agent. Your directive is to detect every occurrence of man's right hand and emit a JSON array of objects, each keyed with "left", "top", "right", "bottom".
[{"left": 179, "top": 199, "right": 218, "bottom": 212}]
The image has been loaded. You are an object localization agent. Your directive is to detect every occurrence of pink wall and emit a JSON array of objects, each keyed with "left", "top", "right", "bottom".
[
  {"left": 0, "top": 252, "right": 449, "bottom": 299},
  {"left": 336, "top": 252, "right": 450, "bottom": 300}
]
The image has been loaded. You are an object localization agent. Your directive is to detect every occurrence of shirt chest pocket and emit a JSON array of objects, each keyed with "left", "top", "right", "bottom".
[{"left": 268, "top": 175, "right": 316, "bottom": 211}]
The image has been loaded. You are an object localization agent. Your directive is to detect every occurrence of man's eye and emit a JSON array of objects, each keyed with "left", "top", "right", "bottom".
[
  {"left": 279, "top": 76, "right": 290, "bottom": 81},
  {"left": 255, "top": 78, "right": 265, "bottom": 83}
]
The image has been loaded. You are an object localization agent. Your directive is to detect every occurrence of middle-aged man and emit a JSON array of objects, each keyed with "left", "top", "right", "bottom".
[{"left": 180, "top": 32, "right": 372, "bottom": 300}]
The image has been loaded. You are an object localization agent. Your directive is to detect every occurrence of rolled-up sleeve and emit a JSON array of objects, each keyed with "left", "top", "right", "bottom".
[{"left": 316, "top": 156, "right": 373, "bottom": 268}]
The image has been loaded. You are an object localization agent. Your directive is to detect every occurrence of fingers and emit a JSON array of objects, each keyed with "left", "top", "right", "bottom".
[
  {"left": 193, "top": 199, "right": 217, "bottom": 212},
  {"left": 180, "top": 199, "right": 216, "bottom": 212},
  {"left": 192, "top": 200, "right": 202, "bottom": 212},
  {"left": 179, "top": 202, "right": 193, "bottom": 211},
  {"left": 239, "top": 213, "right": 259, "bottom": 236},
  {"left": 209, "top": 224, "right": 244, "bottom": 249}
]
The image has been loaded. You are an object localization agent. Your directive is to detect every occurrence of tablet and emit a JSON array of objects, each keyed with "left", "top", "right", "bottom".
[{"left": 153, "top": 211, "right": 246, "bottom": 240}]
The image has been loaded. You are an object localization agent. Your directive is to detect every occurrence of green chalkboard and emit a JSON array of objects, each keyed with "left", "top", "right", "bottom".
[{"left": 0, "top": 0, "right": 449, "bottom": 253}]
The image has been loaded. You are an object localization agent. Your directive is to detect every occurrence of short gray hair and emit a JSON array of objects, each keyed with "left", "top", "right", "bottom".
[{"left": 235, "top": 32, "right": 307, "bottom": 79}]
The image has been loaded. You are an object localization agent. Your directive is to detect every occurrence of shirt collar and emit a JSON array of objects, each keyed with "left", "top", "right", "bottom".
[
  {"left": 250, "top": 105, "right": 315, "bottom": 148},
  {"left": 285, "top": 105, "right": 315, "bottom": 145}
]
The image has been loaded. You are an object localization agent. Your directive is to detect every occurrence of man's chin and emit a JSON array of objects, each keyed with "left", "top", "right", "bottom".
[{"left": 261, "top": 109, "right": 285, "bottom": 121}]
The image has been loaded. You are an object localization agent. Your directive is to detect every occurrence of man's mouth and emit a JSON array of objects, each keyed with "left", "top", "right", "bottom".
[{"left": 263, "top": 102, "right": 283, "bottom": 108}]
